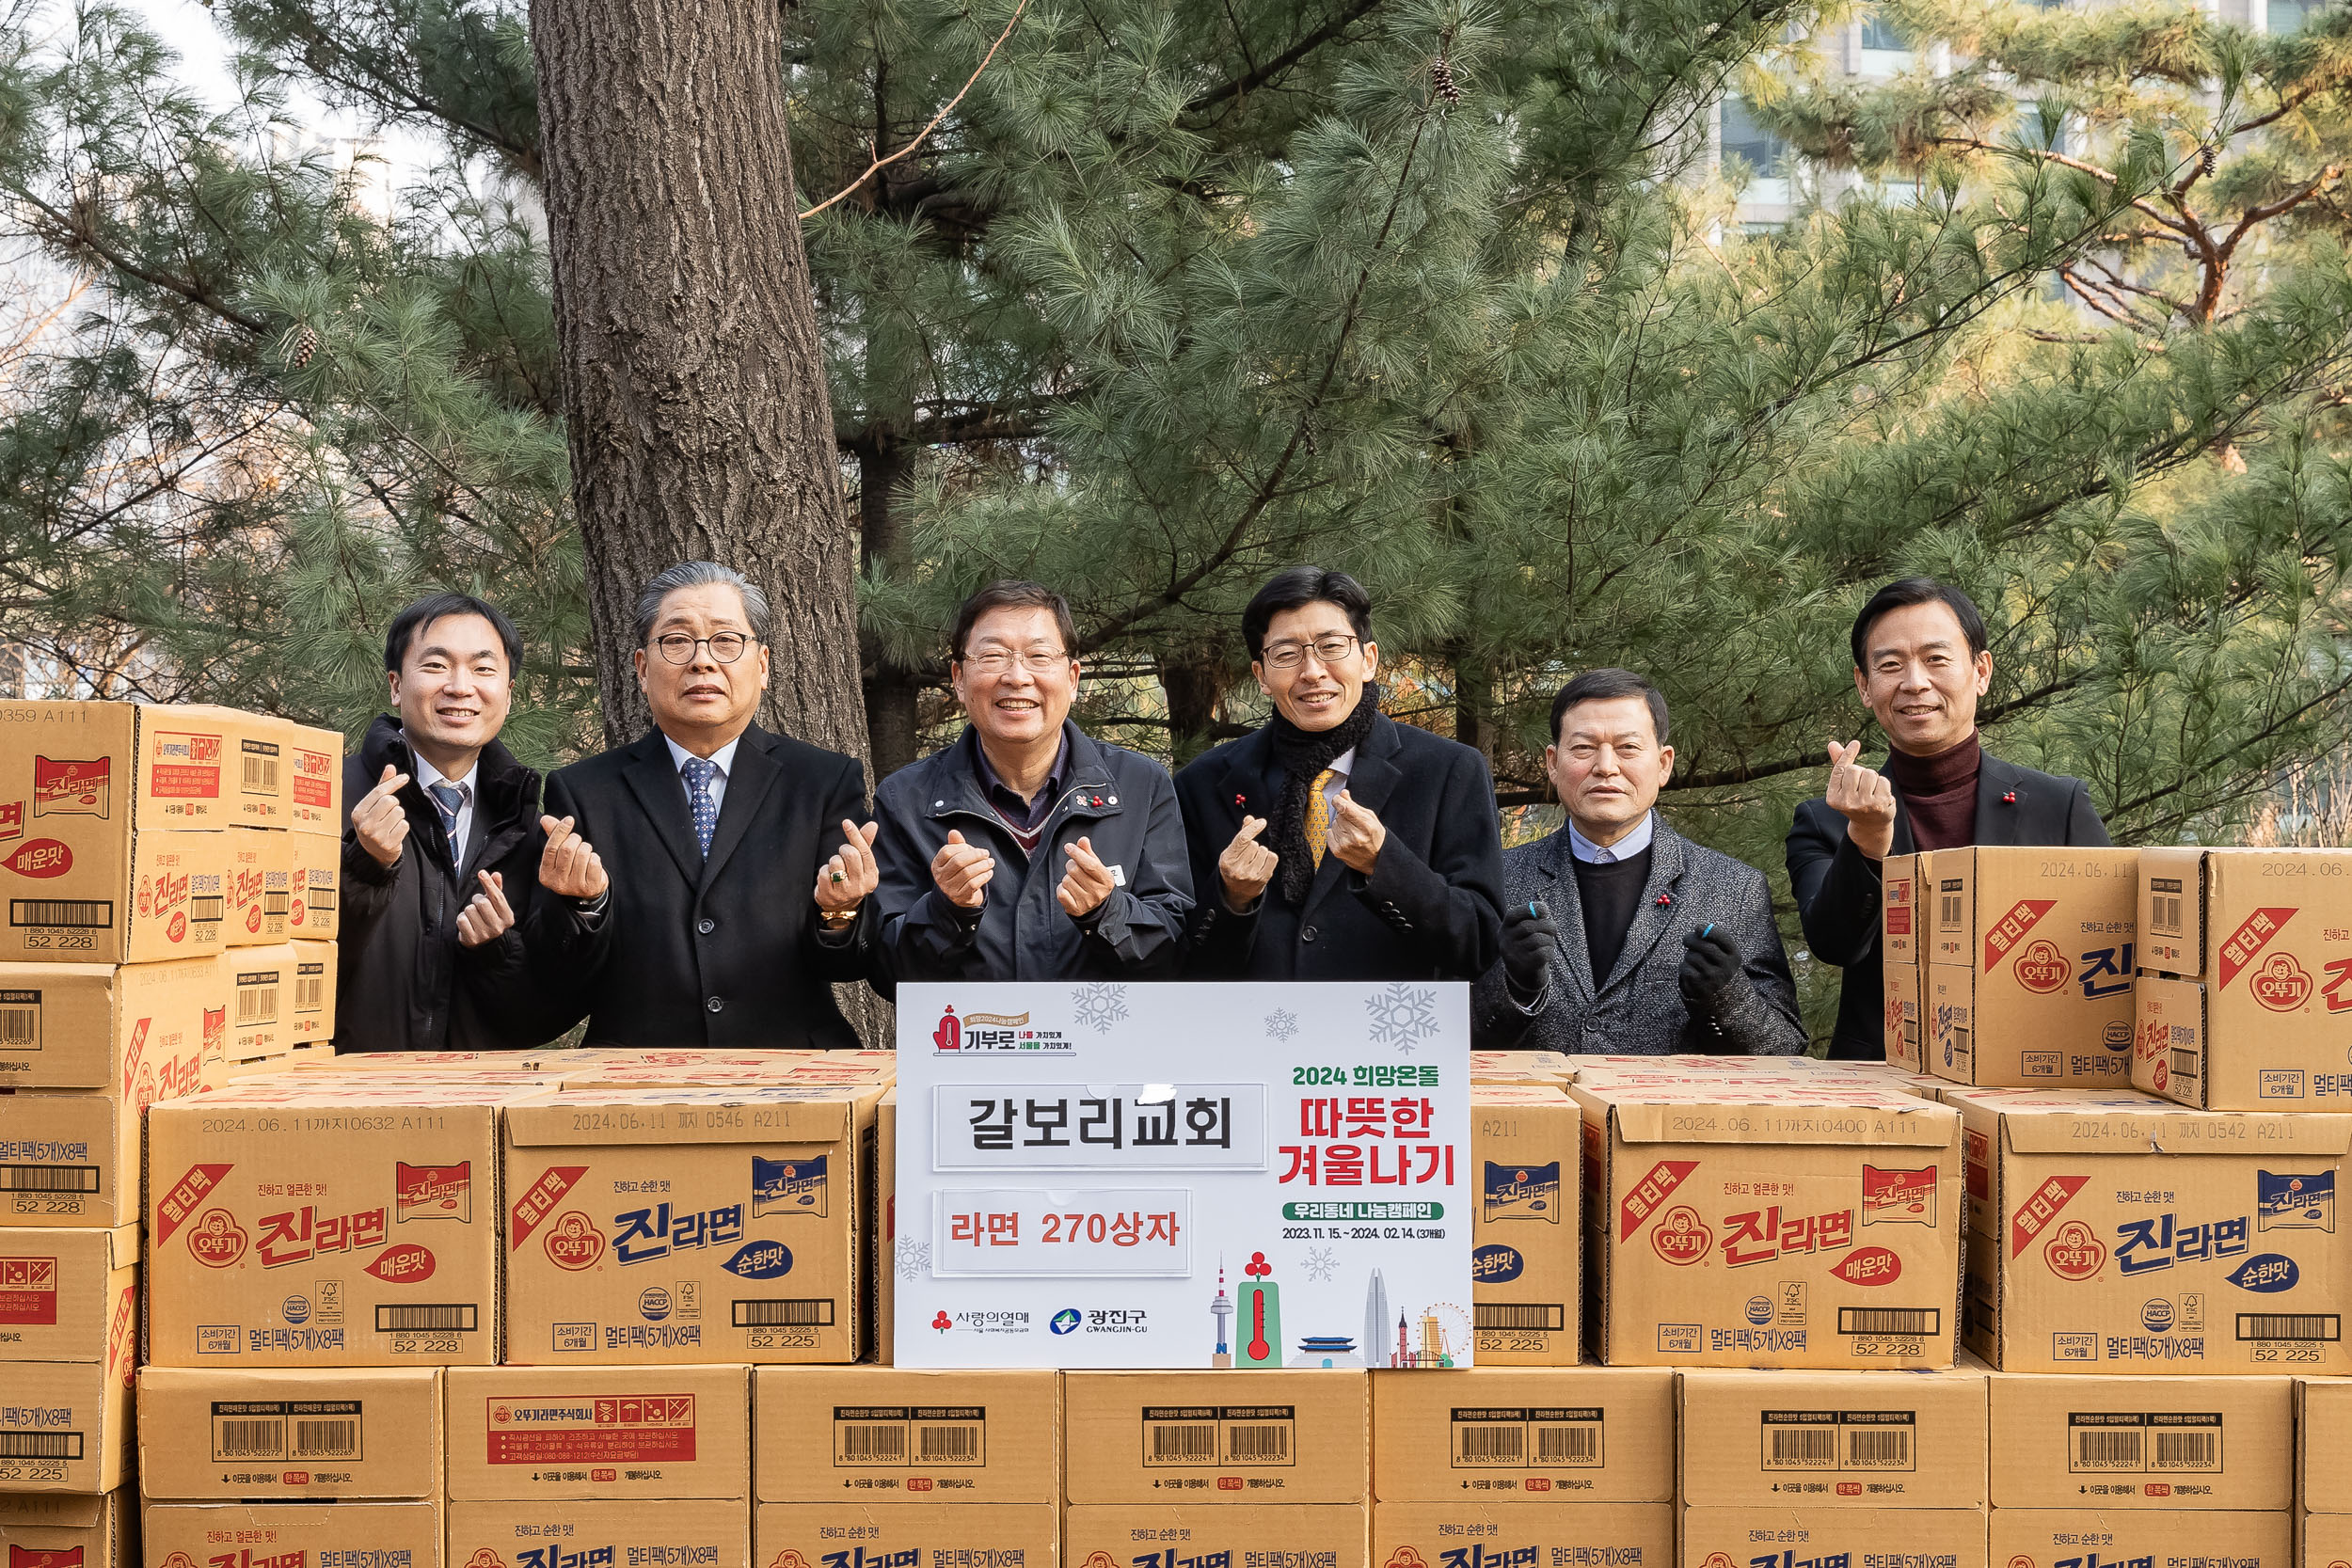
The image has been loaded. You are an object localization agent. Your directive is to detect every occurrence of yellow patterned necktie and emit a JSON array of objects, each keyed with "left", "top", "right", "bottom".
[{"left": 1304, "top": 768, "right": 1338, "bottom": 865}]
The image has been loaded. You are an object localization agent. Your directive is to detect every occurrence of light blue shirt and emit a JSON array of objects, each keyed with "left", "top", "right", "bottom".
[
  {"left": 1567, "top": 810, "right": 1654, "bottom": 864},
  {"left": 664, "top": 734, "right": 740, "bottom": 815}
]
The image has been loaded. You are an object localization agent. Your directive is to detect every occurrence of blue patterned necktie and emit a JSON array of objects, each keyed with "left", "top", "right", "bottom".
[
  {"left": 424, "top": 781, "right": 468, "bottom": 866},
  {"left": 681, "top": 757, "right": 719, "bottom": 857}
]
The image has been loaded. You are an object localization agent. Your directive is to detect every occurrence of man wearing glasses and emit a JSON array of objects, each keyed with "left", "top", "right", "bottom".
[
  {"left": 1174, "top": 565, "right": 1505, "bottom": 982},
  {"left": 527, "top": 561, "right": 881, "bottom": 1047},
  {"left": 866, "top": 580, "right": 1194, "bottom": 984}
]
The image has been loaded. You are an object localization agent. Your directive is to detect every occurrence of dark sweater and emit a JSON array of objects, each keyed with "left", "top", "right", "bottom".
[
  {"left": 1884, "top": 733, "right": 1981, "bottom": 851},
  {"left": 1573, "top": 846, "right": 1653, "bottom": 986}
]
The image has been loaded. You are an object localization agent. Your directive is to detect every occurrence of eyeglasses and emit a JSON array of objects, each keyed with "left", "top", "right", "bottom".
[
  {"left": 652, "top": 631, "right": 754, "bottom": 665},
  {"left": 1260, "top": 634, "right": 1361, "bottom": 671},
  {"left": 961, "top": 647, "right": 1072, "bottom": 675}
]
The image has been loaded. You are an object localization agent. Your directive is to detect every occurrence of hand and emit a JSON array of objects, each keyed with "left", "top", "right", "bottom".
[
  {"left": 1502, "top": 901, "right": 1559, "bottom": 997},
  {"left": 815, "top": 819, "right": 880, "bottom": 913},
  {"left": 538, "top": 814, "right": 610, "bottom": 900},
  {"left": 351, "top": 764, "right": 411, "bottom": 868},
  {"left": 1825, "top": 738, "right": 1898, "bottom": 860},
  {"left": 454, "top": 870, "right": 515, "bottom": 948},
  {"left": 931, "top": 828, "right": 995, "bottom": 910},
  {"left": 1057, "top": 835, "right": 1117, "bottom": 920},
  {"left": 1678, "top": 926, "right": 1742, "bottom": 1013},
  {"left": 1218, "top": 816, "right": 1278, "bottom": 910},
  {"left": 1328, "top": 790, "right": 1387, "bottom": 875}
]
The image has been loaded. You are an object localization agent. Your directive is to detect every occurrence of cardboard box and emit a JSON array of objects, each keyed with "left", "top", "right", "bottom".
[
  {"left": 137, "top": 1367, "right": 443, "bottom": 1499},
  {"left": 291, "top": 942, "right": 335, "bottom": 1047},
  {"left": 2132, "top": 851, "right": 2352, "bottom": 1108},
  {"left": 0, "top": 955, "right": 224, "bottom": 1092},
  {"left": 223, "top": 713, "right": 288, "bottom": 830},
  {"left": 146, "top": 1082, "right": 536, "bottom": 1366},
  {"left": 447, "top": 1501, "right": 742, "bottom": 1568},
  {"left": 0, "top": 1088, "right": 156, "bottom": 1228},
  {"left": 1, "top": 826, "right": 230, "bottom": 967},
  {"left": 0, "top": 702, "right": 237, "bottom": 831},
  {"left": 1062, "top": 1371, "right": 1367, "bottom": 1505},
  {"left": 1987, "top": 1372, "right": 2288, "bottom": 1510},
  {"left": 1374, "top": 1501, "right": 1672, "bottom": 1568},
  {"left": 1883, "top": 960, "right": 1922, "bottom": 1073},
  {"left": 225, "top": 945, "right": 306, "bottom": 1061},
  {"left": 501, "top": 1085, "right": 880, "bottom": 1365},
  {"left": 876, "top": 1089, "right": 896, "bottom": 1367},
  {"left": 1065, "top": 1506, "right": 1362, "bottom": 1568},
  {"left": 757, "top": 1503, "right": 1056, "bottom": 1568},
  {"left": 2300, "top": 1376, "right": 2352, "bottom": 1509},
  {"left": 1682, "top": 1507, "right": 1985, "bottom": 1568},
  {"left": 1470, "top": 1086, "right": 1581, "bottom": 1366},
  {"left": 0, "top": 1354, "right": 133, "bottom": 1494},
  {"left": 1946, "top": 1086, "right": 2352, "bottom": 1372},
  {"left": 1567, "top": 1078, "right": 1962, "bottom": 1369},
  {"left": 223, "top": 831, "right": 293, "bottom": 948},
  {"left": 754, "top": 1367, "right": 1055, "bottom": 1504},
  {"left": 0, "top": 1489, "right": 134, "bottom": 1568},
  {"left": 143, "top": 1501, "right": 442, "bottom": 1568},
  {"left": 1370, "top": 1365, "right": 1674, "bottom": 1503},
  {"left": 1678, "top": 1365, "right": 1987, "bottom": 1511},
  {"left": 1470, "top": 1051, "right": 1575, "bottom": 1082},
  {"left": 1987, "top": 1509, "right": 2286, "bottom": 1567},
  {"left": 283, "top": 829, "right": 340, "bottom": 942},
  {"left": 1919, "top": 847, "right": 2137, "bottom": 1087},
  {"left": 0, "top": 1225, "right": 136, "bottom": 1364},
  {"left": 447, "top": 1364, "right": 749, "bottom": 1500},
  {"left": 2301, "top": 1512, "right": 2352, "bottom": 1566},
  {"left": 1883, "top": 853, "right": 1923, "bottom": 964},
  {"left": 283, "top": 721, "right": 344, "bottom": 836}
]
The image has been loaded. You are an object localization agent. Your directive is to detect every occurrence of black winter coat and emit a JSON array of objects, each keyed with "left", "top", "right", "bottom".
[
  {"left": 1173, "top": 711, "right": 1505, "bottom": 981},
  {"left": 336, "top": 715, "right": 565, "bottom": 1051},
  {"left": 1786, "top": 746, "right": 2111, "bottom": 1059},
  {"left": 528, "top": 723, "right": 876, "bottom": 1049}
]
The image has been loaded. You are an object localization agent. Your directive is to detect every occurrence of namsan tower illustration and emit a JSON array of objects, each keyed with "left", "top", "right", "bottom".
[{"left": 1210, "top": 1259, "right": 1234, "bottom": 1369}]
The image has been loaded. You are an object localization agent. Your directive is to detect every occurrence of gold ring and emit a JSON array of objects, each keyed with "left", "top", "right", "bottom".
[{"left": 830, "top": 870, "right": 846, "bottom": 883}]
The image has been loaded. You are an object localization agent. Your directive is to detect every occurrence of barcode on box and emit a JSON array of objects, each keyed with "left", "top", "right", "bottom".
[
  {"left": 9, "top": 900, "right": 110, "bottom": 930},
  {"left": 2068, "top": 1413, "right": 2221, "bottom": 1474},
  {"left": 1761, "top": 1411, "right": 1915, "bottom": 1473},
  {"left": 241, "top": 741, "right": 280, "bottom": 794},
  {"left": 1140, "top": 1405, "right": 1295, "bottom": 1467},
  {"left": 189, "top": 895, "right": 224, "bottom": 923},
  {"left": 1938, "top": 881, "right": 1963, "bottom": 928},
  {"left": 830, "top": 1405, "right": 985, "bottom": 1466},
  {"left": 1837, "top": 1307, "right": 1940, "bottom": 1337},
  {"left": 2171, "top": 1047, "right": 2201, "bottom": 1085},
  {"left": 236, "top": 973, "right": 278, "bottom": 1025},
  {"left": 0, "top": 990, "right": 38, "bottom": 1049},
  {"left": 733, "top": 1298, "right": 834, "bottom": 1327},
  {"left": 2237, "top": 1313, "right": 2341, "bottom": 1342},
  {"left": 209, "top": 1401, "right": 365, "bottom": 1463},
  {"left": 375, "top": 1304, "right": 477, "bottom": 1333},
  {"left": 306, "top": 885, "right": 338, "bottom": 913},
  {"left": 2150, "top": 879, "right": 2185, "bottom": 937},
  {"left": 296, "top": 966, "right": 326, "bottom": 1013},
  {"left": 1474, "top": 1304, "right": 1564, "bottom": 1332},
  {"left": 0, "top": 1165, "right": 97, "bottom": 1193},
  {"left": 0, "top": 1432, "right": 83, "bottom": 1460},
  {"left": 1450, "top": 1406, "right": 1602, "bottom": 1469}
]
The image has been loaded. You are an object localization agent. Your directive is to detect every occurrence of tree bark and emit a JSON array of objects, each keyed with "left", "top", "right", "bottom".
[
  {"left": 1160, "top": 641, "right": 1232, "bottom": 765},
  {"left": 856, "top": 425, "right": 927, "bottom": 777},
  {"left": 531, "top": 0, "right": 869, "bottom": 763}
]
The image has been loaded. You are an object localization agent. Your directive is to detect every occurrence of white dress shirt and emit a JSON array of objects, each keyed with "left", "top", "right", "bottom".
[
  {"left": 1567, "top": 809, "right": 1654, "bottom": 864},
  {"left": 1320, "top": 747, "right": 1355, "bottom": 812},
  {"left": 665, "top": 734, "right": 741, "bottom": 814},
  {"left": 412, "top": 751, "right": 477, "bottom": 866}
]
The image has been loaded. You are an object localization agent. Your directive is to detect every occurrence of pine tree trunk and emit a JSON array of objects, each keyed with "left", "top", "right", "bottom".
[
  {"left": 856, "top": 427, "right": 926, "bottom": 777},
  {"left": 1161, "top": 642, "right": 1229, "bottom": 765},
  {"left": 531, "top": 0, "right": 868, "bottom": 763}
]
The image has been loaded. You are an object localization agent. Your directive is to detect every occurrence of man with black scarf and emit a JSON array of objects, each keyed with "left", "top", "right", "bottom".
[{"left": 1174, "top": 566, "right": 1507, "bottom": 982}]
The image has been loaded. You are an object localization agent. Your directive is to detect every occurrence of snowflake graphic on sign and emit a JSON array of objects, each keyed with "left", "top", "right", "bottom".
[
  {"left": 1264, "top": 1008, "right": 1299, "bottom": 1042},
  {"left": 1302, "top": 1246, "right": 1339, "bottom": 1282},
  {"left": 1073, "top": 982, "right": 1130, "bottom": 1034},
  {"left": 895, "top": 1236, "right": 930, "bottom": 1282},
  {"left": 1365, "top": 983, "right": 1440, "bottom": 1052}
]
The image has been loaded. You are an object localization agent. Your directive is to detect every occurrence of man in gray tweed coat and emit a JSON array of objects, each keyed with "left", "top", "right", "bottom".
[{"left": 1476, "top": 669, "right": 1806, "bottom": 1054}]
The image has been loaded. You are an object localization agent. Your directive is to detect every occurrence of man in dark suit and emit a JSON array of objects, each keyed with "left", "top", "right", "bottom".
[
  {"left": 530, "top": 562, "right": 880, "bottom": 1048},
  {"left": 1787, "top": 577, "right": 2111, "bottom": 1059},
  {"left": 1175, "top": 566, "right": 1503, "bottom": 981}
]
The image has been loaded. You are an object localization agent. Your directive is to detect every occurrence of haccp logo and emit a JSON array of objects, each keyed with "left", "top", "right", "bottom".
[{"left": 2253, "top": 953, "right": 2314, "bottom": 1012}]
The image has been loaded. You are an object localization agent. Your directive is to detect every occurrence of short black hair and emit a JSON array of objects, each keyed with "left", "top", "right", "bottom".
[
  {"left": 951, "top": 580, "right": 1078, "bottom": 661},
  {"left": 383, "top": 593, "right": 523, "bottom": 674},
  {"left": 1549, "top": 667, "right": 1670, "bottom": 747},
  {"left": 1242, "top": 566, "right": 1373, "bottom": 659},
  {"left": 1850, "top": 578, "right": 1988, "bottom": 670}
]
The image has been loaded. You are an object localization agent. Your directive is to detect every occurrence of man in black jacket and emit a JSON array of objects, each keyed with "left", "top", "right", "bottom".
[
  {"left": 869, "top": 581, "right": 1192, "bottom": 987},
  {"left": 529, "top": 562, "right": 880, "bottom": 1048},
  {"left": 339, "top": 592, "right": 566, "bottom": 1051},
  {"left": 1175, "top": 566, "right": 1504, "bottom": 981},
  {"left": 1787, "top": 578, "right": 2112, "bottom": 1059}
]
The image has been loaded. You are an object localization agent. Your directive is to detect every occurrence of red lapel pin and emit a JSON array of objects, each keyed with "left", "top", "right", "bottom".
[
  {"left": 1655, "top": 894, "right": 1673, "bottom": 908},
  {"left": 2002, "top": 791, "right": 2017, "bottom": 804},
  {"left": 1234, "top": 793, "right": 1247, "bottom": 806}
]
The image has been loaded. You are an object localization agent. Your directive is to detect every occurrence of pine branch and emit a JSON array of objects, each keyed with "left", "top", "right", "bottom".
[
  {"left": 1183, "top": 0, "right": 1391, "bottom": 116},
  {"left": 801, "top": 0, "right": 1031, "bottom": 221}
]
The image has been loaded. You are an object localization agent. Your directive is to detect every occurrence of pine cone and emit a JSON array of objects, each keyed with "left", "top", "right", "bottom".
[
  {"left": 287, "top": 325, "right": 318, "bottom": 370},
  {"left": 2200, "top": 143, "right": 2218, "bottom": 177},
  {"left": 1430, "top": 56, "right": 1461, "bottom": 107}
]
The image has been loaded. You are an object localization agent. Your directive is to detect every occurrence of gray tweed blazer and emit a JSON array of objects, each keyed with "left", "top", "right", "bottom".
[{"left": 1474, "top": 817, "right": 1806, "bottom": 1055}]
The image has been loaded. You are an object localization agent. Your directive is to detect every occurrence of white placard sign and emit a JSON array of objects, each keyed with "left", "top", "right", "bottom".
[{"left": 894, "top": 980, "right": 1472, "bottom": 1370}]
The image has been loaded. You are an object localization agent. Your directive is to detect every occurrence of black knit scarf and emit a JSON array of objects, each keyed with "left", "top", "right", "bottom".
[{"left": 1265, "top": 687, "right": 1379, "bottom": 905}]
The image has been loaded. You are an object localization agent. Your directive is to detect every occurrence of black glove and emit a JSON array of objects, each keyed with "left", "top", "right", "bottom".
[
  {"left": 1677, "top": 926, "right": 1741, "bottom": 1015},
  {"left": 1502, "top": 901, "right": 1559, "bottom": 1000}
]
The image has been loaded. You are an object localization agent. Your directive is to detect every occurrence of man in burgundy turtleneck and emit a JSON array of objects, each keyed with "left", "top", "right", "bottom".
[{"left": 1786, "top": 578, "right": 2111, "bottom": 1059}]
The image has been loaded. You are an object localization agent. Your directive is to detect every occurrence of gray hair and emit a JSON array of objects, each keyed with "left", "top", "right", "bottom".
[{"left": 634, "top": 562, "right": 771, "bottom": 645}]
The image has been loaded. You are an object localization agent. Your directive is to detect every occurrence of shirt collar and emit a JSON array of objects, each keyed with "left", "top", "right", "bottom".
[
  {"left": 408, "top": 749, "right": 473, "bottom": 797},
  {"left": 1327, "top": 747, "right": 1356, "bottom": 780},
  {"left": 664, "top": 734, "right": 740, "bottom": 779},
  {"left": 972, "top": 729, "right": 1072, "bottom": 809},
  {"left": 1568, "top": 810, "right": 1654, "bottom": 864}
]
